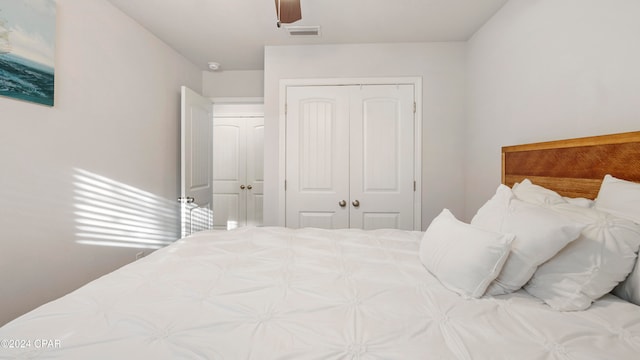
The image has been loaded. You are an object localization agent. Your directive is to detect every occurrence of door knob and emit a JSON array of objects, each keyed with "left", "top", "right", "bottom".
[
  {"left": 339, "top": 200, "right": 346, "bottom": 207},
  {"left": 352, "top": 200, "right": 360, "bottom": 207},
  {"left": 247, "top": 185, "right": 253, "bottom": 190},
  {"left": 240, "top": 185, "right": 246, "bottom": 190}
]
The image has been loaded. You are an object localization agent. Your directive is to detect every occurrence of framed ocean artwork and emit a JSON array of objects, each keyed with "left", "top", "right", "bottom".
[{"left": 0, "top": 0, "right": 56, "bottom": 106}]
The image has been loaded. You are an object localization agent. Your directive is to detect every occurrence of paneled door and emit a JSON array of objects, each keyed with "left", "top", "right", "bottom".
[
  {"left": 285, "top": 84, "right": 416, "bottom": 230},
  {"left": 285, "top": 86, "right": 351, "bottom": 229},
  {"left": 349, "top": 84, "right": 415, "bottom": 230},
  {"left": 180, "top": 86, "right": 213, "bottom": 236},
  {"left": 212, "top": 103, "right": 264, "bottom": 230}
]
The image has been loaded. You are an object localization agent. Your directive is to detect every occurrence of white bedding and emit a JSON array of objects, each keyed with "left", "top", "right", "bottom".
[{"left": 1, "top": 227, "right": 639, "bottom": 359}]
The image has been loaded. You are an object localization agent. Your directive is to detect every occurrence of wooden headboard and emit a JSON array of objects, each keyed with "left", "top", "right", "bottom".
[{"left": 502, "top": 131, "right": 640, "bottom": 199}]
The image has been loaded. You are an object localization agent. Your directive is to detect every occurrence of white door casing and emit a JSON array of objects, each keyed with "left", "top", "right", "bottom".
[
  {"left": 284, "top": 81, "right": 419, "bottom": 230},
  {"left": 180, "top": 86, "right": 213, "bottom": 236}
]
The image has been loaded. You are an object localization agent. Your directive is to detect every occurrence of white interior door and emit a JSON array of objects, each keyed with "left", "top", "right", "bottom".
[
  {"left": 349, "top": 84, "right": 415, "bottom": 230},
  {"left": 285, "top": 86, "right": 350, "bottom": 229},
  {"left": 180, "top": 86, "right": 213, "bottom": 236}
]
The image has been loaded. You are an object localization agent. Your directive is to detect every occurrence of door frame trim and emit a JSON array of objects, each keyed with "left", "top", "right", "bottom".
[{"left": 278, "top": 77, "right": 422, "bottom": 230}]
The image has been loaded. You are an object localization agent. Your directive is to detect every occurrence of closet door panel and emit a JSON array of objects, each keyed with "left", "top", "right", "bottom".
[
  {"left": 350, "top": 85, "right": 415, "bottom": 230},
  {"left": 285, "top": 86, "right": 350, "bottom": 229},
  {"left": 246, "top": 119, "right": 264, "bottom": 227},
  {"left": 363, "top": 97, "right": 400, "bottom": 191},
  {"left": 212, "top": 120, "right": 246, "bottom": 229},
  {"left": 362, "top": 213, "right": 400, "bottom": 230},
  {"left": 212, "top": 194, "right": 241, "bottom": 230}
]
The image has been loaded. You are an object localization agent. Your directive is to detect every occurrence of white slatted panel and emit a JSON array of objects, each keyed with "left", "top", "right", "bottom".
[
  {"left": 300, "top": 101, "right": 334, "bottom": 190},
  {"left": 285, "top": 86, "right": 350, "bottom": 229}
]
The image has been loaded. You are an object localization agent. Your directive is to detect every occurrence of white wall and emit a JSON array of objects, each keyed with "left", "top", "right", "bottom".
[
  {"left": 202, "top": 70, "right": 264, "bottom": 98},
  {"left": 0, "top": 0, "right": 202, "bottom": 325},
  {"left": 465, "top": 0, "right": 640, "bottom": 220},
  {"left": 263, "top": 43, "right": 467, "bottom": 229}
]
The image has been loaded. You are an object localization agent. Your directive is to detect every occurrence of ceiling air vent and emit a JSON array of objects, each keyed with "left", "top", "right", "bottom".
[{"left": 285, "top": 25, "right": 320, "bottom": 36}]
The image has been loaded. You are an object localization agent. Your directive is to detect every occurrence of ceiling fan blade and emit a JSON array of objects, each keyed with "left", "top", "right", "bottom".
[{"left": 275, "top": 0, "right": 302, "bottom": 24}]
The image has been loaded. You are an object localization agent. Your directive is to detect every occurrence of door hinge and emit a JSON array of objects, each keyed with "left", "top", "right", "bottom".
[
  {"left": 284, "top": 103, "right": 287, "bottom": 115},
  {"left": 284, "top": 180, "right": 287, "bottom": 191},
  {"left": 413, "top": 102, "right": 416, "bottom": 114},
  {"left": 414, "top": 181, "right": 416, "bottom": 191}
]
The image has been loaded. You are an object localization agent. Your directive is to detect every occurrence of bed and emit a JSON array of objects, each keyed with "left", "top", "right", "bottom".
[{"left": 1, "top": 131, "right": 640, "bottom": 359}]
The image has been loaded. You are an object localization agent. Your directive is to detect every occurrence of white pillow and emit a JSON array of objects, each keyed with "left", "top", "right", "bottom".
[
  {"left": 472, "top": 186, "right": 584, "bottom": 295},
  {"left": 564, "top": 197, "right": 594, "bottom": 208},
  {"left": 613, "top": 259, "right": 640, "bottom": 306},
  {"left": 594, "top": 174, "right": 640, "bottom": 306},
  {"left": 472, "top": 184, "right": 514, "bottom": 227},
  {"left": 595, "top": 174, "right": 640, "bottom": 224},
  {"left": 513, "top": 178, "right": 593, "bottom": 208},
  {"left": 512, "top": 179, "right": 567, "bottom": 206},
  {"left": 419, "top": 209, "right": 514, "bottom": 299},
  {"left": 524, "top": 204, "right": 640, "bottom": 311}
]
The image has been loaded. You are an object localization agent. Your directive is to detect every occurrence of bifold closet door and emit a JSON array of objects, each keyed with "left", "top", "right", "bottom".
[
  {"left": 285, "top": 84, "right": 415, "bottom": 230},
  {"left": 285, "top": 86, "right": 351, "bottom": 229},
  {"left": 245, "top": 118, "right": 264, "bottom": 227},
  {"left": 212, "top": 116, "right": 264, "bottom": 230},
  {"left": 349, "top": 84, "right": 415, "bottom": 230}
]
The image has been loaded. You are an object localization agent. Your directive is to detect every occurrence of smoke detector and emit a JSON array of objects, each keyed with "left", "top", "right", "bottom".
[
  {"left": 208, "top": 62, "right": 221, "bottom": 71},
  {"left": 284, "top": 25, "right": 320, "bottom": 36}
]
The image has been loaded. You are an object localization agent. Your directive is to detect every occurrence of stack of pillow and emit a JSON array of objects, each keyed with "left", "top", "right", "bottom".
[{"left": 419, "top": 174, "right": 640, "bottom": 311}]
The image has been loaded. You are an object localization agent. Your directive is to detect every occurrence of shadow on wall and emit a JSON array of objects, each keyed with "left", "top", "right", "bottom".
[{"left": 72, "top": 168, "right": 181, "bottom": 249}]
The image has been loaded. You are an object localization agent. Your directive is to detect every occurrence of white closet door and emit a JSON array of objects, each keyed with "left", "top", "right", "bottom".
[
  {"left": 349, "top": 85, "right": 415, "bottom": 230},
  {"left": 246, "top": 118, "right": 264, "bottom": 227},
  {"left": 285, "top": 86, "right": 350, "bottom": 229},
  {"left": 212, "top": 118, "right": 246, "bottom": 230},
  {"left": 212, "top": 103, "right": 264, "bottom": 230}
]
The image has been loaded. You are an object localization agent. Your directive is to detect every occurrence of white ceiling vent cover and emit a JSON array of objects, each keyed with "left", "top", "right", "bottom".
[{"left": 285, "top": 25, "right": 320, "bottom": 36}]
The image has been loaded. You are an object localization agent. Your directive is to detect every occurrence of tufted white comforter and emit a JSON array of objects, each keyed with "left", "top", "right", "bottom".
[{"left": 1, "top": 227, "right": 639, "bottom": 359}]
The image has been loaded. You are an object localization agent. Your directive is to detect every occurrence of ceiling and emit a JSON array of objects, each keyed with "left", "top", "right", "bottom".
[{"left": 107, "top": 0, "right": 508, "bottom": 71}]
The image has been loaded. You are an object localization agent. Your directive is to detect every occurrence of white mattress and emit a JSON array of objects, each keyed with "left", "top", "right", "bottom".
[{"left": 1, "top": 227, "right": 639, "bottom": 359}]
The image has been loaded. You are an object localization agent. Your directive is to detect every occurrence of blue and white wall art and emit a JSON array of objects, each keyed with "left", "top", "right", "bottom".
[{"left": 0, "top": 0, "right": 56, "bottom": 106}]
